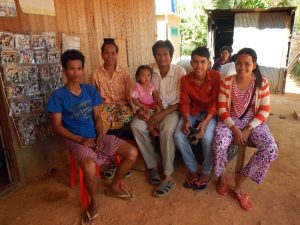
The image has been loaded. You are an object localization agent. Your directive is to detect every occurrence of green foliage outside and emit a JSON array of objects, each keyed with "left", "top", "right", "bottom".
[{"left": 179, "top": 0, "right": 299, "bottom": 56}]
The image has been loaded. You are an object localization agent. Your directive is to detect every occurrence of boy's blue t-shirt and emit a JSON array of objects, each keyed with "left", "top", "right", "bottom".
[{"left": 46, "top": 84, "right": 102, "bottom": 138}]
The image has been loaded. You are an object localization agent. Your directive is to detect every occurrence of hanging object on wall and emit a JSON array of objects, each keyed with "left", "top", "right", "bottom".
[
  {"left": 0, "top": 31, "right": 63, "bottom": 147},
  {"left": 19, "top": 0, "right": 55, "bottom": 16},
  {"left": 0, "top": 0, "right": 16, "bottom": 17},
  {"left": 62, "top": 33, "right": 80, "bottom": 53}
]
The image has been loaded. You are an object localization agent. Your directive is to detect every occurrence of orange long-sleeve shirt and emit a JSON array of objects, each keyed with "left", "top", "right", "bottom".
[{"left": 180, "top": 70, "right": 221, "bottom": 117}]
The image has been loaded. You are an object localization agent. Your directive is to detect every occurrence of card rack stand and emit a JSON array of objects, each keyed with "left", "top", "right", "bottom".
[{"left": 0, "top": 31, "right": 63, "bottom": 147}]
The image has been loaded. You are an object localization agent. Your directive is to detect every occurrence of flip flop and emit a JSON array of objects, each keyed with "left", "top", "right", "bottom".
[
  {"left": 193, "top": 177, "right": 210, "bottom": 191},
  {"left": 154, "top": 180, "right": 176, "bottom": 197},
  {"left": 104, "top": 189, "right": 136, "bottom": 202},
  {"left": 183, "top": 178, "right": 198, "bottom": 189},
  {"left": 81, "top": 210, "right": 99, "bottom": 225},
  {"left": 103, "top": 167, "right": 132, "bottom": 180},
  {"left": 216, "top": 177, "right": 229, "bottom": 196},
  {"left": 234, "top": 192, "right": 253, "bottom": 211}
]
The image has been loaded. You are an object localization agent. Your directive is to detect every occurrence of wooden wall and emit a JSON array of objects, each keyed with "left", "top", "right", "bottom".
[
  {"left": 0, "top": 0, "right": 156, "bottom": 185},
  {"left": 0, "top": 0, "right": 157, "bottom": 81}
]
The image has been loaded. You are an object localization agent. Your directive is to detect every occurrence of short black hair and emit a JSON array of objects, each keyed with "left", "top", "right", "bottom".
[
  {"left": 101, "top": 40, "right": 119, "bottom": 54},
  {"left": 219, "top": 46, "right": 232, "bottom": 55},
  {"left": 61, "top": 49, "right": 85, "bottom": 70},
  {"left": 152, "top": 40, "right": 174, "bottom": 58},
  {"left": 191, "top": 47, "right": 210, "bottom": 60},
  {"left": 135, "top": 65, "right": 153, "bottom": 81}
]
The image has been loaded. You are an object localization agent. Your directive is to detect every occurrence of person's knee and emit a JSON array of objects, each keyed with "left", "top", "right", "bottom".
[
  {"left": 174, "top": 129, "right": 185, "bottom": 142},
  {"left": 130, "top": 118, "right": 146, "bottom": 132},
  {"left": 126, "top": 145, "right": 138, "bottom": 161},
  {"left": 79, "top": 159, "right": 96, "bottom": 177}
]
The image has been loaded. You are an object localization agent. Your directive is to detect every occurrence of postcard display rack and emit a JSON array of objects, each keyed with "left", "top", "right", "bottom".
[{"left": 0, "top": 31, "right": 63, "bottom": 147}]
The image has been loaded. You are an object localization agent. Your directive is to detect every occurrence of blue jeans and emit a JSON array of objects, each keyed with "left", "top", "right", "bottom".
[{"left": 174, "top": 112, "right": 217, "bottom": 175}]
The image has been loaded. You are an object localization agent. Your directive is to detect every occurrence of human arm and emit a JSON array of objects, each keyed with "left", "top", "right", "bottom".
[
  {"left": 247, "top": 78, "right": 270, "bottom": 129},
  {"left": 50, "top": 113, "right": 96, "bottom": 148},
  {"left": 152, "top": 90, "right": 163, "bottom": 110},
  {"left": 92, "top": 105, "right": 105, "bottom": 150},
  {"left": 147, "top": 103, "right": 178, "bottom": 128},
  {"left": 132, "top": 98, "right": 148, "bottom": 111}
]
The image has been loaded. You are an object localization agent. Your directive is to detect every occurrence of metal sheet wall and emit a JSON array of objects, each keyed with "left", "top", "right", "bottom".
[{"left": 232, "top": 12, "right": 290, "bottom": 93}]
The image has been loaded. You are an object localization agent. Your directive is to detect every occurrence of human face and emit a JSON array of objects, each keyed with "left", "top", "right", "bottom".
[
  {"left": 138, "top": 69, "right": 152, "bottom": 86},
  {"left": 64, "top": 60, "right": 83, "bottom": 84},
  {"left": 154, "top": 47, "right": 172, "bottom": 67},
  {"left": 220, "top": 49, "right": 230, "bottom": 61},
  {"left": 190, "top": 54, "right": 210, "bottom": 79},
  {"left": 235, "top": 54, "right": 256, "bottom": 78},
  {"left": 101, "top": 44, "right": 118, "bottom": 66}
]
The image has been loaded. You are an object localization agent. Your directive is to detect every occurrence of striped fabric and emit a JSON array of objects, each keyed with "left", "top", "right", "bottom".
[
  {"left": 218, "top": 75, "right": 270, "bottom": 129},
  {"left": 230, "top": 78, "right": 255, "bottom": 120}
]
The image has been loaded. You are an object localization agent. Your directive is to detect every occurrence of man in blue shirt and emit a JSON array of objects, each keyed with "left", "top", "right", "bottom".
[{"left": 46, "top": 49, "right": 137, "bottom": 224}]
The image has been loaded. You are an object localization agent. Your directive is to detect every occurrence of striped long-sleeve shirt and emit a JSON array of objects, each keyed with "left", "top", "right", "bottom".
[{"left": 218, "top": 75, "right": 270, "bottom": 129}]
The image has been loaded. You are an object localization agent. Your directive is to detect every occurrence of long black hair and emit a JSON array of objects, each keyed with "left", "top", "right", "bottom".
[{"left": 236, "top": 48, "right": 262, "bottom": 87}]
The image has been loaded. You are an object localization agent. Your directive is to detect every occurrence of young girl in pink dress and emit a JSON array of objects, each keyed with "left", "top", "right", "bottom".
[{"left": 131, "top": 65, "right": 163, "bottom": 136}]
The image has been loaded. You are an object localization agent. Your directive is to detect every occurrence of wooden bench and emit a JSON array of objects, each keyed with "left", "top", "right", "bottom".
[{"left": 235, "top": 141, "right": 256, "bottom": 173}]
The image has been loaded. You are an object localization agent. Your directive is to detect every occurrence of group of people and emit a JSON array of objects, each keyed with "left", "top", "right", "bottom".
[{"left": 46, "top": 40, "right": 278, "bottom": 224}]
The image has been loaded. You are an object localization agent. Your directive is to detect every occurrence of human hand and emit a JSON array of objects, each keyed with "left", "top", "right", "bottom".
[
  {"left": 231, "top": 126, "right": 246, "bottom": 145},
  {"left": 147, "top": 111, "right": 163, "bottom": 128},
  {"left": 136, "top": 108, "right": 150, "bottom": 121},
  {"left": 95, "top": 135, "right": 104, "bottom": 151},
  {"left": 79, "top": 138, "right": 96, "bottom": 148},
  {"left": 182, "top": 120, "right": 192, "bottom": 135}
]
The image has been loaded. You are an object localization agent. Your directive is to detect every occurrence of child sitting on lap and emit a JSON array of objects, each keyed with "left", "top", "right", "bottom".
[{"left": 131, "top": 65, "right": 163, "bottom": 136}]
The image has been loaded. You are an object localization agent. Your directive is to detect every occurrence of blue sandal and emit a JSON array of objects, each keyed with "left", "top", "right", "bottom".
[{"left": 154, "top": 180, "right": 176, "bottom": 197}]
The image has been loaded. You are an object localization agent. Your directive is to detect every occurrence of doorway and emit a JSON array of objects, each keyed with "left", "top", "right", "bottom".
[{"left": 0, "top": 124, "right": 11, "bottom": 191}]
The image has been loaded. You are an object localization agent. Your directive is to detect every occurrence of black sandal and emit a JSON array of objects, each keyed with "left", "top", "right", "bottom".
[{"left": 147, "top": 169, "right": 161, "bottom": 185}]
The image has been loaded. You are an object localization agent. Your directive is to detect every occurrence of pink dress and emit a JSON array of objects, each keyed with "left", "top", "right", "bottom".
[{"left": 131, "top": 82, "right": 157, "bottom": 109}]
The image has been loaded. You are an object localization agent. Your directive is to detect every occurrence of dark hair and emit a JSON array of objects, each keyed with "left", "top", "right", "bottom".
[
  {"left": 236, "top": 47, "right": 262, "bottom": 87},
  {"left": 219, "top": 46, "right": 232, "bottom": 55},
  {"left": 135, "top": 65, "right": 153, "bottom": 82},
  {"left": 152, "top": 40, "right": 174, "bottom": 58},
  {"left": 101, "top": 40, "right": 119, "bottom": 54},
  {"left": 230, "top": 54, "right": 237, "bottom": 63},
  {"left": 61, "top": 49, "right": 85, "bottom": 70},
  {"left": 191, "top": 47, "right": 210, "bottom": 60}
]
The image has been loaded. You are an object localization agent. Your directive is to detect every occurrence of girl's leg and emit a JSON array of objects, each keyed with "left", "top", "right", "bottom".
[
  {"left": 213, "top": 121, "right": 233, "bottom": 179},
  {"left": 241, "top": 123, "right": 278, "bottom": 184}
]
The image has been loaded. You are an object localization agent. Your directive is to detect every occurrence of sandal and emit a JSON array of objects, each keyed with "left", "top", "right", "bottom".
[
  {"left": 234, "top": 191, "right": 253, "bottom": 211},
  {"left": 147, "top": 169, "right": 161, "bottom": 185},
  {"left": 103, "top": 167, "right": 132, "bottom": 180},
  {"left": 216, "top": 177, "right": 229, "bottom": 196},
  {"left": 81, "top": 210, "right": 99, "bottom": 225},
  {"left": 104, "top": 189, "right": 136, "bottom": 202},
  {"left": 183, "top": 178, "right": 198, "bottom": 189},
  {"left": 154, "top": 180, "right": 176, "bottom": 197},
  {"left": 193, "top": 177, "right": 210, "bottom": 191}
]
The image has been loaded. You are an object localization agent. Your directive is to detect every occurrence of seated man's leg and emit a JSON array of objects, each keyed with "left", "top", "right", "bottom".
[
  {"left": 130, "top": 116, "right": 161, "bottom": 170},
  {"left": 200, "top": 116, "right": 217, "bottom": 181},
  {"left": 174, "top": 117, "right": 198, "bottom": 177},
  {"left": 99, "top": 135, "right": 137, "bottom": 201},
  {"left": 78, "top": 158, "right": 99, "bottom": 215},
  {"left": 159, "top": 111, "right": 179, "bottom": 180},
  {"left": 66, "top": 140, "right": 100, "bottom": 217},
  {"left": 112, "top": 141, "right": 137, "bottom": 190}
]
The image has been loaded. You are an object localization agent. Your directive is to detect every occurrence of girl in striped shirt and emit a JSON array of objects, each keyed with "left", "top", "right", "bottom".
[{"left": 213, "top": 48, "right": 278, "bottom": 211}]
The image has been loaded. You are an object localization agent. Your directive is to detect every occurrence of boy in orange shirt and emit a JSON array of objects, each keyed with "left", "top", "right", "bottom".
[{"left": 174, "top": 47, "right": 220, "bottom": 190}]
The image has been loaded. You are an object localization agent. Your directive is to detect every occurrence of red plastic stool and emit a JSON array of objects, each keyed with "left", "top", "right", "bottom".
[{"left": 70, "top": 154, "right": 123, "bottom": 209}]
